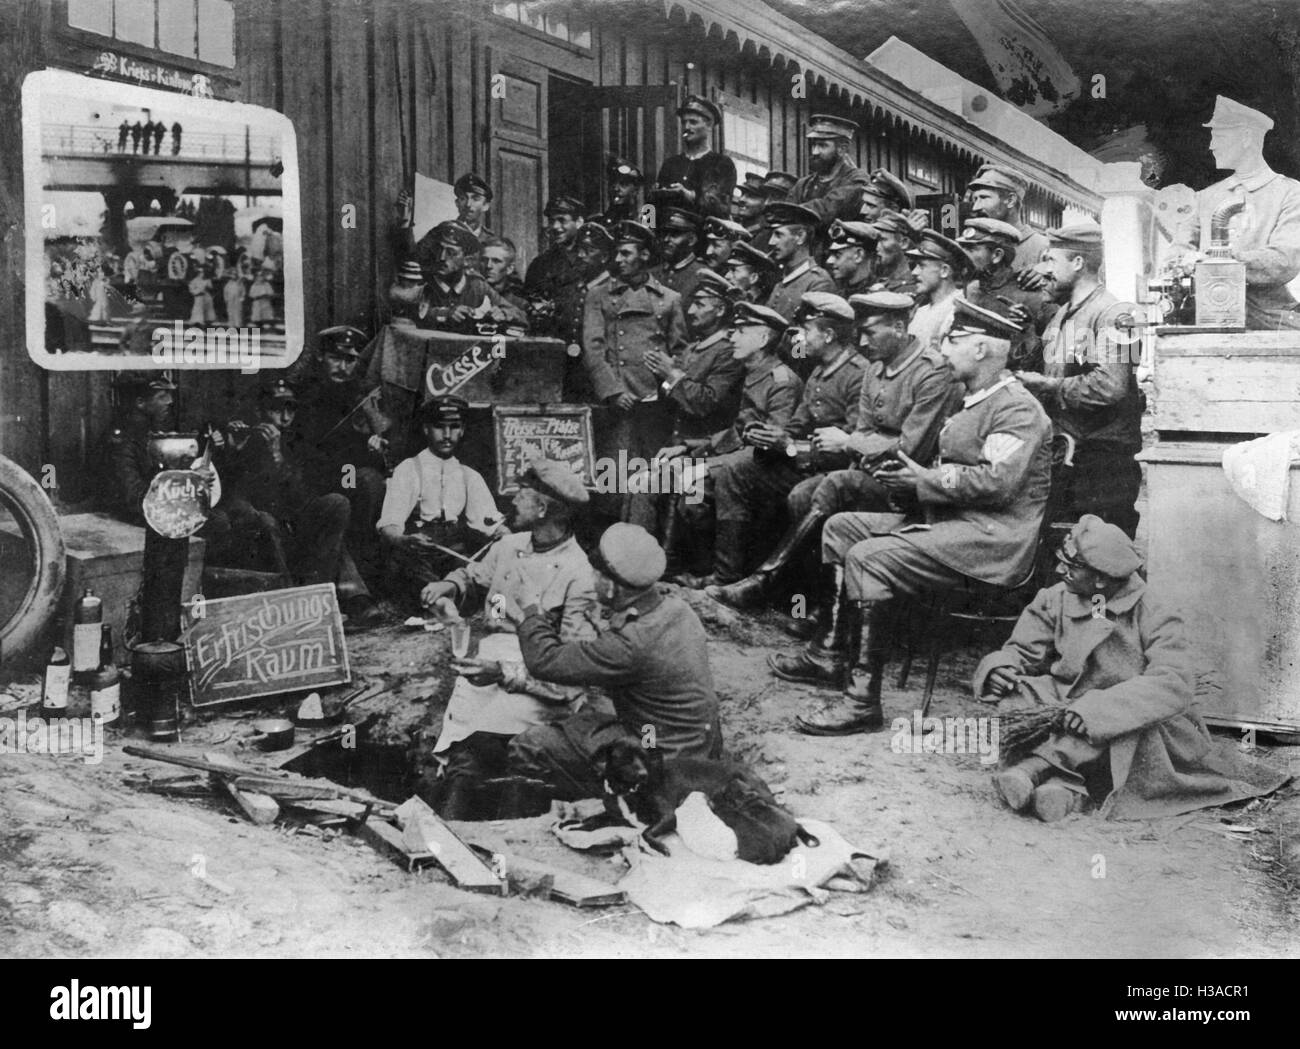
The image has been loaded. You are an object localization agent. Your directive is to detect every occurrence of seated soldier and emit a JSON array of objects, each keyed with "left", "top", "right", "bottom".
[
  {"left": 694, "top": 292, "right": 864, "bottom": 589},
  {"left": 769, "top": 298, "right": 1052, "bottom": 736},
  {"left": 376, "top": 396, "right": 506, "bottom": 611},
  {"left": 417, "top": 461, "right": 596, "bottom": 819},
  {"left": 978, "top": 516, "right": 1287, "bottom": 822},
  {"left": 702, "top": 216, "right": 752, "bottom": 274},
  {"left": 709, "top": 290, "right": 962, "bottom": 616},
  {"left": 418, "top": 221, "right": 525, "bottom": 333},
  {"left": 223, "top": 378, "right": 383, "bottom": 630},
  {"left": 480, "top": 237, "right": 530, "bottom": 313},
  {"left": 725, "top": 241, "right": 780, "bottom": 304},
  {"left": 825, "top": 220, "right": 881, "bottom": 298},
  {"left": 504, "top": 524, "right": 723, "bottom": 810},
  {"left": 956, "top": 218, "right": 1054, "bottom": 372}
]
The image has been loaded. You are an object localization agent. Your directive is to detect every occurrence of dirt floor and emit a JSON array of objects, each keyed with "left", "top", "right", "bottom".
[{"left": 2, "top": 590, "right": 1299, "bottom": 959}]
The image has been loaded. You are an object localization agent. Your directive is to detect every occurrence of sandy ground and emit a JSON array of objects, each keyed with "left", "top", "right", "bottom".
[{"left": 2, "top": 591, "right": 1298, "bottom": 960}]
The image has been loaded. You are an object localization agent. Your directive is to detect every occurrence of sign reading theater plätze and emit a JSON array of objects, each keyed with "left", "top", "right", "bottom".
[
  {"left": 493, "top": 406, "right": 595, "bottom": 495},
  {"left": 183, "top": 584, "right": 350, "bottom": 707}
]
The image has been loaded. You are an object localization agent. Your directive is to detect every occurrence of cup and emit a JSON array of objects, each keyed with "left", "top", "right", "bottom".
[{"left": 449, "top": 621, "right": 473, "bottom": 660}]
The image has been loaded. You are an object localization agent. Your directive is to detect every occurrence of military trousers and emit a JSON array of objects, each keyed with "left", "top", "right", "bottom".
[{"left": 822, "top": 514, "right": 975, "bottom": 604}]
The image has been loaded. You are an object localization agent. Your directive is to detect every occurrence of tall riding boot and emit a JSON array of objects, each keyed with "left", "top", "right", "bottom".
[
  {"left": 694, "top": 519, "right": 748, "bottom": 588},
  {"left": 795, "top": 600, "right": 887, "bottom": 734},
  {"left": 766, "top": 566, "right": 853, "bottom": 689},
  {"left": 661, "top": 496, "right": 685, "bottom": 577},
  {"left": 706, "top": 510, "right": 827, "bottom": 610}
]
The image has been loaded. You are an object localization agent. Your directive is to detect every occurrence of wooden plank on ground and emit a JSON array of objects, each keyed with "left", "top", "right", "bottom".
[
  {"left": 218, "top": 778, "right": 281, "bottom": 826},
  {"left": 395, "top": 796, "right": 505, "bottom": 892}
]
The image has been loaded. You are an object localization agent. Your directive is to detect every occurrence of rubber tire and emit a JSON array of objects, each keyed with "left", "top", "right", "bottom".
[{"left": 0, "top": 455, "right": 66, "bottom": 662}]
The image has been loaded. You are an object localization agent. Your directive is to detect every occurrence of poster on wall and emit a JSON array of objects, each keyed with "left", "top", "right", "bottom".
[{"left": 22, "top": 68, "right": 303, "bottom": 372}]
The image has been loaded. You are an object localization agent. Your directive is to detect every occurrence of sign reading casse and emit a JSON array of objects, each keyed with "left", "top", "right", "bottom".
[
  {"left": 493, "top": 405, "right": 594, "bottom": 495},
  {"left": 182, "top": 583, "right": 350, "bottom": 707}
]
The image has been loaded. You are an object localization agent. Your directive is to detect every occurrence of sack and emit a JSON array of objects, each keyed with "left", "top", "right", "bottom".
[{"left": 707, "top": 767, "right": 801, "bottom": 865}]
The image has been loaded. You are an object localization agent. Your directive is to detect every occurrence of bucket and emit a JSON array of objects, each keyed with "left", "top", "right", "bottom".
[{"left": 130, "top": 640, "right": 187, "bottom": 740}]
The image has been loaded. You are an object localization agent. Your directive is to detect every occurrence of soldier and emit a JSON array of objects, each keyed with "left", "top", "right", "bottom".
[
  {"left": 420, "top": 221, "right": 524, "bottom": 332},
  {"left": 627, "top": 270, "right": 744, "bottom": 533},
  {"left": 825, "top": 220, "right": 881, "bottom": 298},
  {"left": 966, "top": 164, "right": 1050, "bottom": 287},
  {"left": 603, "top": 159, "right": 644, "bottom": 225},
  {"left": 1171, "top": 95, "right": 1300, "bottom": 330},
  {"left": 524, "top": 195, "right": 586, "bottom": 338},
  {"left": 653, "top": 94, "right": 737, "bottom": 220},
  {"left": 396, "top": 172, "right": 495, "bottom": 275},
  {"left": 725, "top": 241, "right": 779, "bottom": 304},
  {"left": 452, "top": 172, "right": 494, "bottom": 245},
  {"left": 789, "top": 115, "right": 872, "bottom": 230},
  {"left": 1018, "top": 223, "right": 1143, "bottom": 538},
  {"left": 376, "top": 395, "right": 504, "bottom": 602},
  {"left": 223, "top": 378, "right": 383, "bottom": 630},
  {"left": 763, "top": 202, "right": 836, "bottom": 330},
  {"left": 480, "top": 237, "right": 529, "bottom": 313},
  {"left": 734, "top": 172, "right": 769, "bottom": 240},
  {"left": 761, "top": 171, "right": 797, "bottom": 202},
  {"left": 506, "top": 523, "right": 723, "bottom": 806},
  {"left": 653, "top": 206, "right": 708, "bottom": 301},
  {"left": 957, "top": 217, "right": 1054, "bottom": 371},
  {"left": 869, "top": 210, "right": 921, "bottom": 292},
  {"left": 100, "top": 372, "right": 180, "bottom": 526},
  {"left": 290, "top": 325, "right": 390, "bottom": 583},
  {"left": 709, "top": 290, "right": 962, "bottom": 614},
  {"left": 582, "top": 221, "right": 687, "bottom": 482},
  {"left": 769, "top": 299, "right": 1052, "bottom": 736},
  {"left": 700, "top": 292, "right": 865, "bottom": 589},
  {"left": 907, "top": 228, "right": 974, "bottom": 353},
  {"left": 417, "top": 460, "right": 596, "bottom": 819},
  {"left": 858, "top": 168, "right": 914, "bottom": 222},
  {"left": 702, "top": 216, "right": 751, "bottom": 274}
]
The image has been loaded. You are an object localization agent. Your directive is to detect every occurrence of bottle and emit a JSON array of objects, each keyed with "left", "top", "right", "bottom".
[
  {"left": 72, "top": 588, "right": 103, "bottom": 676},
  {"left": 90, "top": 625, "right": 121, "bottom": 725},
  {"left": 42, "top": 646, "right": 70, "bottom": 715}
]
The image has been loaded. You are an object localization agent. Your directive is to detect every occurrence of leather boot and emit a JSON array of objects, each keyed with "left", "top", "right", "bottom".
[
  {"left": 660, "top": 496, "right": 685, "bottom": 577},
  {"left": 780, "top": 602, "right": 825, "bottom": 640},
  {"left": 992, "top": 756, "right": 1052, "bottom": 812},
  {"left": 706, "top": 509, "right": 827, "bottom": 610},
  {"left": 767, "top": 566, "right": 852, "bottom": 690},
  {"left": 495, "top": 776, "right": 552, "bottom": 819},
  {"left": 700, "top": 519, "right": 749, "bottom": 588},
  {"left": 795, "top": 600, "right": 886, "bottom": 735}
]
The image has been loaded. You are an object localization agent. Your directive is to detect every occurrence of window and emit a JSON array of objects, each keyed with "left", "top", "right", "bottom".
[
  {"left": 67, "top": 0, "right": 236, "bottom": 68},
  {"left": 492, "top": 2, "right": 591, "bottom": 48},
  {"left": 719, "top": 98, "right": 770, "bottom": 185},
  {"left": 906, "top": 153, "right": 939, "bottom": 189}
]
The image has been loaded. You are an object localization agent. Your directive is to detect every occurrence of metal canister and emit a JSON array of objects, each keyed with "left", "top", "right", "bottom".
[{"left": 129, "top": 640, "right": 187, "bottom": 742}]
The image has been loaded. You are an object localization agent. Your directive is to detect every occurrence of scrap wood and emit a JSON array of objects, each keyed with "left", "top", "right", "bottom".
[
  {"left": 357, "top": 818, "right": 441, "bottom": 873},
  {"left": 394, "top": 796, "right": 505, "bottom": 892},
  {"left": 466, "top": 845, "right": 625, "bottom": 907},
  {"left": 124, "top": 744, "right": 286, "bottom": 780},
  {"left": 217, "top": 778, "right": 280, "bottom": 826}
]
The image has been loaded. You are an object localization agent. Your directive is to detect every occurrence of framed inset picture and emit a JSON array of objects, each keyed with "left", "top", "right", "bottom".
[{"left": 22, "top": 68, "right": 303, "bottom": 371}]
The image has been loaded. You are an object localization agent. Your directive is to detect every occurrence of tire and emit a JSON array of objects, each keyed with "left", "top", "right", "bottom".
[{"left": 0, "top": 455, "right": 66, "bottom": 662}]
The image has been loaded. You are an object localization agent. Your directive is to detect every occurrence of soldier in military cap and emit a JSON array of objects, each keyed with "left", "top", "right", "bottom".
[
  {"left": 394, "top": 172, "right": 494, "bottom": 277},
  {"left": 791, "top": 114, "right": 873, "bottom": 227},
  {"left": 505, "top": 522, "right": 723, "bottom": 806},
  {"left": 725, "top": 241, "right": 779, "bottom": 304},
  {"left": 699, "top": 292, "right": 866, "bottom": 589},
  {"left": 858, "top": 168, "right": 914, "bottom": 222},
  {"left": 387, "top": 259, "right": 428, "bottom": 329},
  {"left": 377, "top": 394, "right": 506, "bottom": 609},
  {"left": 825, "top": 219, "right": 881, "bottom": 298},
  {"left": 770, "top": 298, "right": 1052, "bottom": 736},
  {"left": 907, "top": 228, "right": 975, "bottom": 353},
  {"left": 480, "top": 236, "right": 529, "bottom": 314},
  {"left": 1021, "top": 222, "right": 1143, "bottom": 537},
  {"left": 99, "top": 370, "right": 180, "bottom": 525},
  {"left": 524, "top": 195, "right": 587, "bottom": 340},
  {"left": 652, "top": 206, "right": 708, "bottom": 301},
  {"left": 603, "top": 158, "right": 644, "bottom": 225},
  {"left": 710, "top": 289, "right": 962, "bottom": 614},
  {"left": 761, "top": 171, "right": 798, "bottom": 202},
  {"left": 223, "top": 376, "right": 383, "bottom": 629},
  {"left": 653, "top": 94, "right": 736, "bottom": 220},
  {"left": 453, "top": 172, "right": 494, "bottom": 243},
  {"left": 966, "top": 164, "right": 1050, "bottom": 288},
  {"left": 420, "top": 221, "right": 525, "bottom": 332},
  {"left": 556, "top": 221, "right": 617, "bottom": 401},
  {"left": 869, "top": 210, "right": 921, "bottom": 293},
  {"left": 581, "top": 221, "right": 687, "bottom": 489},
  {"left": 734, "top": 172, "right": 769, "bottom": 241},
  {"left": 416, "top": 458, "right": 598, "bottom": 819},
  {"left": 702, "top": 216, "right": 751, "bottom": 274},
  {"left": 976, "top": 515, "right": 1281, "bottom": 823},
  {"left": 762, "top": 203, "right": 836, "bottom": 366},
  {"left": 958, "top": 217, "right": 1055, "bottom": 371}
]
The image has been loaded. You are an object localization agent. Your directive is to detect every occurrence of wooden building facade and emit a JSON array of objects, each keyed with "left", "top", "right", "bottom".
[{"left": 0, "top": 0, "right": 1101, "bottom": 499}]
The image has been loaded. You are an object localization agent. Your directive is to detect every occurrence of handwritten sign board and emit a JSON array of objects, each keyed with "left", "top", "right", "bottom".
[
  {"left": 182, "top": 583, "right": 350, "bottom": 708},
  {"left": 493, "top": 406, "right": 595, "bottom": 495}
]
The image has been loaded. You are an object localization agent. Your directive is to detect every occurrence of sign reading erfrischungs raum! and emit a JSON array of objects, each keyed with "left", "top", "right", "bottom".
[
  {"left": 22, "top": 69, "right": 303, "bottom": 371},
  {"left": 182, "top": 584, "right": 350, "bottom": 708}
]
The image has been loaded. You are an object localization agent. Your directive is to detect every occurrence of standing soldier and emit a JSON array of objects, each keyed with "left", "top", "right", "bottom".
[
  {"left": 762, "top": 202, "right": 836, "bottom": 367},
  {"left": 117, "top": 119, "right": 129, "bottom": 152},
  {"left": 558, "top": 221, "right": 616, "bottom": 401},
  {"left": 702, "top": 216, "right": 751, "bottom": 274},
  {"left": 966, "top": 164, "right": 1050, "bottom": 285},
  {"left": 653, "top": 206, "right": 708, "bottom": 301},
  {"left": 825, "top": 220, "right": 881, "bottom": 298},
  {"left": 870, "top": 210, "right": 922, "bottom": 292},
  {"left": 524, "top": 195, "right": 586, "bottom": 337},
  {"left": 790, "top": 115, "right": 872, "bottom": 227},
  {"left": 171, "top": 121, "right": 182, "bottom": 155},
  {"left": 907, "top": 228, "right": 974, "bottom": 353},
  {"left": 452, "top": 172, "right": 494, "bottom": 246},
  {"left": 725, "top": 241, "right": 780, "bottom": 304},
  {"left": 421, "top": 222, "right": 524, "bottom": 331},
  {"left": 957, "top": 217, "right": 1054, "bottom": 371},
  {"left": 734, "top": 172, "right": 769, "bottom": 241},
  {"left": 858, "top": 169, "right": 914, "bottom": 222},
  {"left": 604, "top": 159, "right": 644, "bottom": 225},
  {"left": 653, "top": 95, "right": 737, "bottom": 220},
  {"left": 130, "top": 119, "right": 143, "bottom": 154}
]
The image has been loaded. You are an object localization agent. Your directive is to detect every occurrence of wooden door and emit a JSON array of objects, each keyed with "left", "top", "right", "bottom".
[
  {"left": 585, "top": 84, "right": 681, "bottom": 212},
  {"left": 491, "top": 55, "right": 548, "bottom": 271}
]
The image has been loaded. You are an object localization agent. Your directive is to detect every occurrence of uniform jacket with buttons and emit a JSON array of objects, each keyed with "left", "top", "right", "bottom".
[
  {"left": 966, "top": 267, "right": 1054, "bottom": 371},
  {"left": 787, "top": 347, "right": 866, "bottom": 437},
  {"left": 664, "top": 329, "right": 744, "bottom": 442},
  {"left": 903, "top": 376, "right": 1053, "bottom": 585},
  {"left": 582, "top": 276, "right": 688, "bottom": 401},
  {"left": 655, "top": 151, "right": 737, "bottom": 220},
  {"left": 698, "top": 359, "right": 803, "bottom": 455},
  {"left": 517, "top": 587, "right": 722, "bottom": 760},
  {"left": 848, "top": 342, "right": 963, "bottom": 467},
  {"left": 790, "top": 156, "right": 873, "bottom": 226},
  {"left": 764, "top": 258, "right": 836, "bottom": 322},
  {"left": 652, "top": 255, "right": 708, "bottom": 303}
]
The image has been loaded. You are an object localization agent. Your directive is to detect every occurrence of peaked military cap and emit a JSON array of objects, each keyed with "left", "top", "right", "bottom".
[
  {"left": 827, "top": 219, "right": 879, "bottom": 252},
  {"left": 806, "top": 114, "right": 859, "bottom": 140},
  {"left": 704, "top": 216, "right": 751, "bottom": 242},
  {"left": 657, "top": 206, "right": 702, "bottom": 233},
  {"left": 849, "top": 290, "right": 916, "bottom": 319},
  {"left": 691, "top": 269, "right": 736, "bottom": 300},
  {"left": 576, "top": 221, "right": 615, "bottom": 250},
  {"left": 319, "top": 325, "right": 368, "bottom": 358},
  {"left": 1063, "top": 514, "right": 1142, "bottom": 578},
  {"left": 260, "top": 376, "right": 298, "bottom": 403},
  {"left": 732, "top": 301, "right": 790, "bottom": 332},
  {"left": 740, "top": 172, "right": 767, "bottom": 195},
  {"left": 431, "top": 221, "right": 480, "bottom": 256},
  {"left": 860, "top": 168, "right": 913, "bottom": 210},
  {"left": 764, "top": 201, "right": 821, "bottom": 230},
  {"left": 957, "top": 218, "right": 1023, "bottom": 247},
  {"left": 113, "top": 370, "right": 177, "bottom": 393},
  {"left": 727, "top": 241, "right": 779, "bottom": 272},
  {"left": 761, "top": 171, "right": 797, "bottom": 198},
  {"left": 419, "top": 394, "right": 468, "bottom": 426},
  {"left": 947, "top": 295, "right": 1024, "bottom": 339},
  {"left": 796, "top": 291, "right": 855, "bottom": 323},
  {"left": 543, "top": 195, "right": 585, "bottom": 218},
  {"left": 905, "top": 228, "right": 976, "bottom": 270},
  {"left": 968, "top": 164, "right": 1029, "bottom": 196},
  {"left": 609, "top": 158, "right": 644, "bottom": 183},
  {"left": 869, "top": 210, "right": 916, "bottom": 238},
  {"left": 1047, "top": 221, "right": 1104, "bottom": 250},
  {"left": 677, "top": 94, "right": 722, "bottom": 125},
  {"left": 1203, "top": 95, "right": 1274, "bottom": 132},
  {"left": 453, "top": 172, "right": 493, "bottom": 200},
  {"left": 613, "top": 220, "right": 657, "bottom": 250}
]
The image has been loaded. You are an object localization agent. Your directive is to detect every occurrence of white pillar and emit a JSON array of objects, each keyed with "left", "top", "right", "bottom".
[{"left": 1097, "top": 161, "right": 1152, "bottom": 305}]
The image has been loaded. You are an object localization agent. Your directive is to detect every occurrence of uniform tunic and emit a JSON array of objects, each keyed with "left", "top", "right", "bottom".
[
  {"left": 655, "top": 151, "right": 737, "bottom": 220},
  {"left": 663, "top": 329, "right": 744, "bottom": 443},
  {"left": 790, "top": 156, "right": 873, "bottom": 226},
  {"left": 524, "top": 243, "right": 585, "bottom": 340},
  {"left": 581, "top": 276, "right": 687, "bottom": 401},
  {"left": 697, "top": 359, "right": 802, "bottom": 456},
  {"left": 653, "top": 255, "right": 708, "bottom": 302},
  {"left": 966, "top": 266, "right": 1054, "bottom": 371},
  {"left": 764, "top": 258, "right": 837, "bottom": 323}
]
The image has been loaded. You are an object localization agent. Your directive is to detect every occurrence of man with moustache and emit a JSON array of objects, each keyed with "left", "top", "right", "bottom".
[
  {"left": 397, "top": 173, "right": 495, "bottom": 271},
  {"left": 858, "top": 169, "right": 914, "bottom": 223},
  {"left": 525, "top": 195, "right": 587, "bottom": 339},
  {"left": 603, "top": 159, "right": 644, "bottom": 225},
  {"left": 419, "top": 221, "right": 523, "bottom": 332},
  {"left": 653, "top": 95, "right": 736, "bottom": 220},
  {"left": 907, "top": 228, "right": 974, "bottom": 353},
  {"left": 725, "top": 241, "right": 780, "bottom": 304},
  {"left": 653, "top": 207, "right": 709, "bottom": 301},
  {"left": 763, "top": 202, "right": 836, "bottom": 324},
  {"left": 790, "top": 115, "right": 872, "bottom": 227},
  {"left": 869, "top": 210, "right": 921, "bottom": 293},
  {"left": 702, "top": 216, "right": 751, "bottom": 275},
  {"left": 480, "top": 237, "right": 529, "bottom": 314},
  {"left": 1018, "top": 223, "right": 1143, "bottom": 537},
  {"left": 825, "top": 220, "right": 881, "bottom": 298},
  {"left": 966, "top": 164, "right": 1050, "bottom": 288},
  {"left": 957, "top": 217, "right": 1054, "bottom": 371},
  {"left": 709, "top": 290, "right": 961, "bottom": 615},
  {"left": 734, "top": 172, "right": 769, "bottom": 241},
  {"left": 558, "top": 221, "right": 617, "bottom": 401}
]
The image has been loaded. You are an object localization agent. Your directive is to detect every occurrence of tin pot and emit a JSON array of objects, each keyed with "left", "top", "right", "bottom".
[{"left": 249, "top": 718, "right": 295, "bottom": 751}]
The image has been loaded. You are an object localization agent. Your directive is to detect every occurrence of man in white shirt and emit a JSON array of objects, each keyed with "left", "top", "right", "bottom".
[
  {"left": 907, "top": 229, "right": 973, "bottom": 353},
  {"left": 378, "top": 395, "right": 506, "bottom": 609}
]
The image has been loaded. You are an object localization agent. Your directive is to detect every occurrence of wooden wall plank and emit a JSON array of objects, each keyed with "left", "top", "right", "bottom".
[
  {"left": 329, "top": 0, "right": 372, "bottom": 331},
  {"left": 372, "top": 0, "right": 407, "bottom": 324}
]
